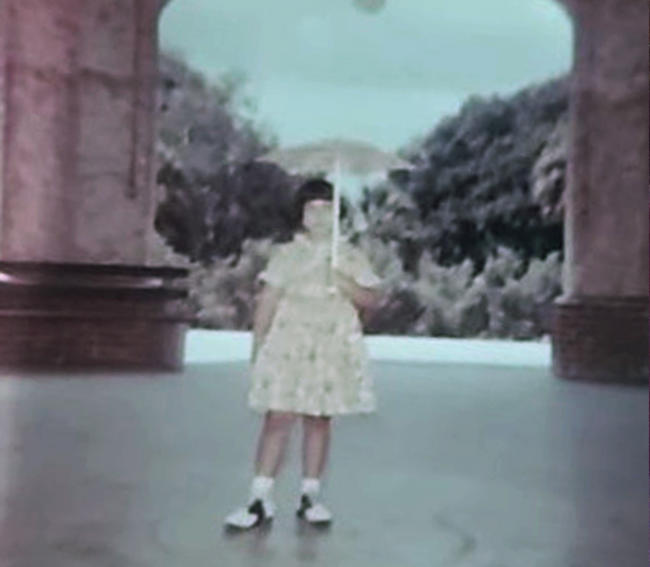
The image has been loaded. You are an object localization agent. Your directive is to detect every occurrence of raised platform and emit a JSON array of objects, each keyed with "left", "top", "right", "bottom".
[{"left": 0, "top": 262, "right": 192, "bottom": 371}]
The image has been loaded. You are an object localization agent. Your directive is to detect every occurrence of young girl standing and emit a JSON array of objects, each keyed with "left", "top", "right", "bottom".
[{"left": 225, "top": 179, "right": 384, "bottom": 530}]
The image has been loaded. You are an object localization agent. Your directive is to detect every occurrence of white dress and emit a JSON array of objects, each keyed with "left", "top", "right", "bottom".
[{"left": 248, "top": 232, "right": 382, "bottom": 416}]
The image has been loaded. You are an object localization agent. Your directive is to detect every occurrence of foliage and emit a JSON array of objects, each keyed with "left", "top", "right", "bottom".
[
  {"left": 188, "top": 239, "right": 274, "bottom": 330},
  {"left": 155, "top": 53, "right": 295, "bottom": 262},
  {"left": 185, "top": 235, "right": 561, "bottom": 339},
  {"left": 388, "top": 77, "right": 568, "bottom": 271},
  {"left": 151, "top": 56, "right": 568, "bottom": 339}
]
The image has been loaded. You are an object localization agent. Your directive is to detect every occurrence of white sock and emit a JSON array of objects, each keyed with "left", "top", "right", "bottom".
[
  {"left": 301, "top": 477, "right": 321, "bottom": 498},
  {"left": 250, "top": 475, "right": 274, "bottom": 503}
]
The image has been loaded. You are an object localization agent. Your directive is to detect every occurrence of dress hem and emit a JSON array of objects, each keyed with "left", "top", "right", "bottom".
[{"left": 247, "top": 402, "right": 377, "bottom": 417}]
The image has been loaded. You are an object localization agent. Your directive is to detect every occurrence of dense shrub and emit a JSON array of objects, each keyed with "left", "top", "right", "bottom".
[{"left": 174, "top": 235, "right": 561, "bottom": 339}]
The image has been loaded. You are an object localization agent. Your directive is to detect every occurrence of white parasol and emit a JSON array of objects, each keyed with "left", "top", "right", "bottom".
[{"left": 259, "top": 138, "right": 411, "bottom": 268}]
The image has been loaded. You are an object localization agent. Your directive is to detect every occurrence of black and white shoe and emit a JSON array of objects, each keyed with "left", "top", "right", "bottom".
[
  {"left": 225, "top": 498, "right": 275, "bottom": 530},
  {"left": 296, "top": 494, "right": 333, "bottom": 525}
]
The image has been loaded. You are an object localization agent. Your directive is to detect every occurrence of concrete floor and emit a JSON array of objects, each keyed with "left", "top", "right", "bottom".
[{"left": 0, "top": 362, "right": 646, "bottom": 567}]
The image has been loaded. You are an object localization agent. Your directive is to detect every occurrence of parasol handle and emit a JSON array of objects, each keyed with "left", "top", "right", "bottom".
[{"left": 331, "top": 157, "right": 341, "bottom": 270}]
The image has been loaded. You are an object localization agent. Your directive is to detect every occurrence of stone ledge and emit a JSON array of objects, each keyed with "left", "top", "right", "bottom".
[
  {"left": 0, "top": 262, "right": 191, "bottom": 371},
  {"left": 551, "top": 295, "right": 649, "bottom": 384}
]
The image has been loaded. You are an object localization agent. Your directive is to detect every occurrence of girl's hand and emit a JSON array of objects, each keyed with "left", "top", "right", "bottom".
[{"left": 333, "top": 268, "right": 382, "bottom": 311}]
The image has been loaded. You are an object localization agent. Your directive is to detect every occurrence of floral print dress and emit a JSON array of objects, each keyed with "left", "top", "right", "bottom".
[{"left": 248, "top": 232, "right": 382, "bottom": 416}]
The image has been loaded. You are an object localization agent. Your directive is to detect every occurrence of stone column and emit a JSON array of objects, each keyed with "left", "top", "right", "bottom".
[
  {"left": 0, "top": 0, "right": 159, "bottom": 262},
  {"left": 0, "top": 0, "right": 189, "bottom": 370},
  {"left": 552, "top": 0, "right": 649, "bottom": 383}
]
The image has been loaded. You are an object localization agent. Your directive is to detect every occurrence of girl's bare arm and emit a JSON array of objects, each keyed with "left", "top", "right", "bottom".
[{"left": 251, "top": 284, "right": 284, "bottom": 362}]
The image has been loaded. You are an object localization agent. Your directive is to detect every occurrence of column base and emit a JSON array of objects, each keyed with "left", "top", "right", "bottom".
[
  {"left": 552, "top": 295, "right": 648, "bottom": 384},
  {"left": 0, "top": 262, "right": 192, "bottom": 372}
]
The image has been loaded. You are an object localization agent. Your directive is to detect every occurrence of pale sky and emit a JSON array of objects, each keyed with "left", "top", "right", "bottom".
[{"left": 160, "top": 0, "right": 572, "bottom": 151}]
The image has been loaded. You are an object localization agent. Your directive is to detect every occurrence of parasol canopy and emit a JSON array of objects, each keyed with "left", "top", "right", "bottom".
[{"left": 259, "top": 138, "right": 412, "bottom": 268}]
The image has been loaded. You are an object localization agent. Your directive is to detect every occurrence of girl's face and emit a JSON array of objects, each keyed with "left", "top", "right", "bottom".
[{"left": 303, "top": 199, "right": 333, "bottom": 238}]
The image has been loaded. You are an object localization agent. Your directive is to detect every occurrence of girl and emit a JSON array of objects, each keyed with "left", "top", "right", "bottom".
[{"left": 225, "top": 179, "right": 383, "bottom": 530}]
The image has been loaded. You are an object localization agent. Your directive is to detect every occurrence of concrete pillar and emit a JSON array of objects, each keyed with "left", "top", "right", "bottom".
[
  {"left": 553, "top": 0, "right": 649, "bottom": 383},
  {"left": 0, "top": 0, "right": 159, "bottom": 263},
  {"left": 0, "top": 0, "right": 189, "bottom": 370}
]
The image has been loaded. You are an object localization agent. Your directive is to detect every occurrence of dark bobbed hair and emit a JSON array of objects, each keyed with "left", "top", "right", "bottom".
[
  {"left": 294, "top": 179, "right": 331, "bottom": 227},
  {"left": 294, "top": 177, "right": 332, "bottom": 209},
  {"left": 292, "top": 178, "right": 349, "bottom": 230}
]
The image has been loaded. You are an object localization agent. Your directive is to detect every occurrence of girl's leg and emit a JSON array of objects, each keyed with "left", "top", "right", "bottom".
[
  {"left": 298, "top": 415, "right": 333, "bottom": 524},
  {"left": 225, "top": 410, "right": 297, "bottom": 529},
  {"left": 255, "top": 410, "right": 298, "bottom": 477},
  {"left": 301, "top": 415, "right": 331, "bottom": 478}
]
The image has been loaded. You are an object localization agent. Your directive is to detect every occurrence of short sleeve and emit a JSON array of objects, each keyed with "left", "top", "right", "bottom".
[
  {"left": 338, "top": 243, "right": 383, "bottom": 289},
  {"left": 257, "top": 244, "right": 290, "bottom": 288}
]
